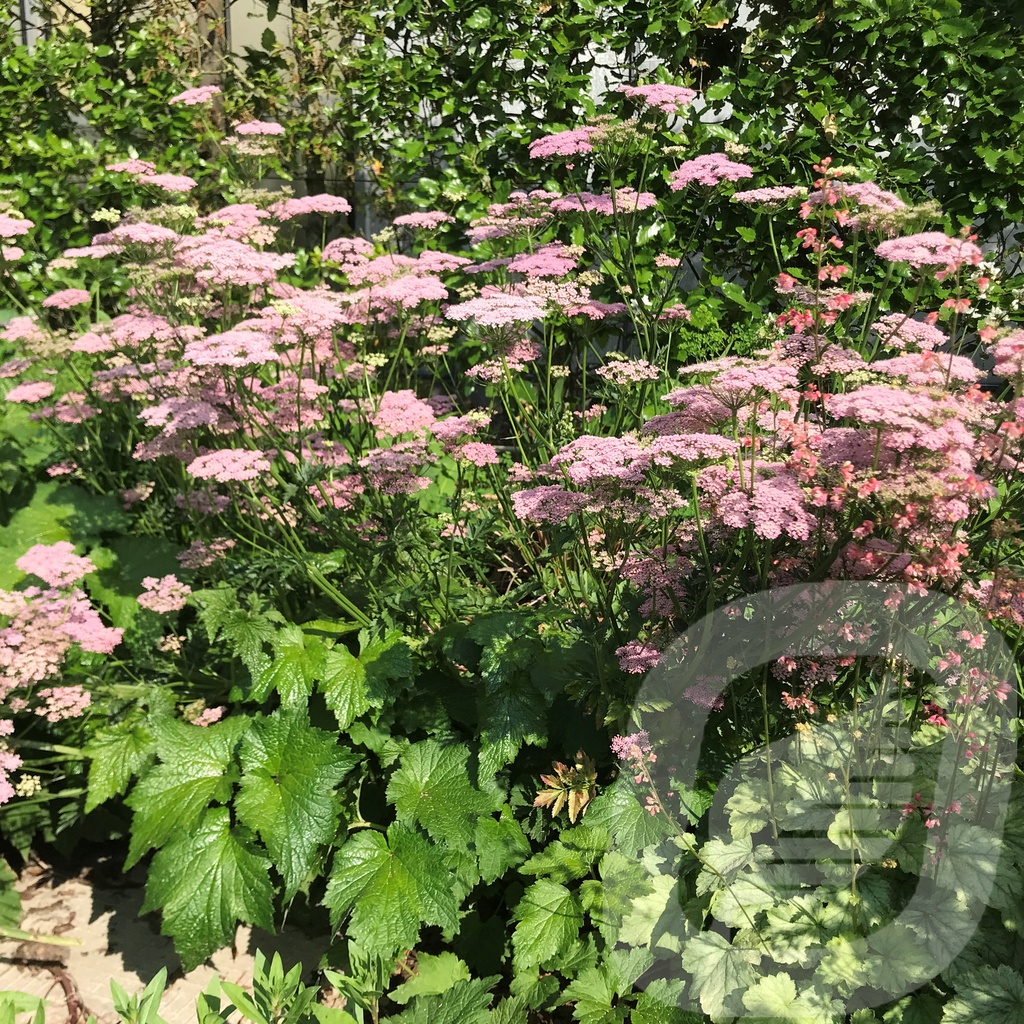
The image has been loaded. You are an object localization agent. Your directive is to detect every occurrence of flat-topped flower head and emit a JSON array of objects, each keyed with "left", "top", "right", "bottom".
[
  {"left": 669, "top": 153, "right": 753, "bottom": 189},
  {"left": 187, "top": 448, "right": 272, "bottom": 482},
  {"left": 169, "top": 84, "right": 221, "bottom": 106},
  {"left": 234, "top": 120, "right": 285, "bottom": 136},
  {"left": 393, "top": 211, "right": 455, "bottom": 230},
  {"left": 42, "top": 288, "right": 90, "bottom": 309},
  {"left": 617, "top": 83, "right": 697, "bottom": 113},
  {"left": 528, "top": 126, "right": 605, "bottom": 159},
  {"left": 445, "top": 293, "right": 547, "bottom": 328},
  {"left": 875, "top": 232, "right": 983, "bottom": 270},
  {"left": 550, "top": 188, "right": 657, "bottom": 215},
  {"left": 0, "top": 215, "right": 31, "bottom": 238},
  {"left": 16, "top": 542, "right": 96, "bottom": 588}
]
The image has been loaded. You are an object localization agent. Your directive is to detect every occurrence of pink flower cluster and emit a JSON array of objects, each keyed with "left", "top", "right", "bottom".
[
  {"left": 528, "top": 126, "right": 604, "bottom": 159},
  {"left": 169, "top": 84, "right": 222, "bottom": 105},
  {"left": 41, "top": 288, "right": 90, "bottom": 309},
  {"left": 393, "top": 211, "right": 455, "bottom": 230},
  {"left": 550, "top": 188, "right": 658, "bottom": 216},
  {"left": 875, "top": 232, "right": 983, "bottom": 270},
  {"left": 234, "top": 120, "right": 285, "bottom": 136},
  {"left": 270, "top": 194, "right": 353, "bottom": 220},
  {"left": 137, "top": 575, "right": 192, "bottom": 613},
  {"left": 669, "top": 153, "right": 753, "bottom": 189},
  {"left": 16, "top": 543, "right": 96, "bottom": 588},
  {"left": 617, "top": 83, "right": 697, "bottom": 113},
  {"left": 187, "top": 448, "right": 272, "bottom": 482}
]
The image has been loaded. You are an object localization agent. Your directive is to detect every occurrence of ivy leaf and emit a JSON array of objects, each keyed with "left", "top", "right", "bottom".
[
  {"left": 940, "top": 964, "right": 1024, "bottom": 1024},
  {"left": 320, "top": 647, "right": 370, "bottom": 730},
  {"left": 235, "top": 709, "right": 360, "bottom": 900},
  {"left": 141, "top": 807, "right": 274, "bottom": 971},
  {"left": 251, "top": 626, "right": 327, "bottom": 706},
  {"left": 84, "top": 720, "right": 156, "bottom": 813},
  {"left": 125, "top": 716, "right": 250, "bottom": 868},
  {"left": 387, "top": 741, "right": 497, "bottom": 847},
  {"left": 323, "top": 825, "right": 459, "bottom": 960},
  {"left": 474, "top": 808, "right": 531, "bottom": 883},
  {"left": 680, "top": 931, "right": 760, "bottom": 1019},
  {"left": 511, "top": 879, "right": 584, "bottom": 971},
  {"left": 389, "top": 953, "right": 471, "bottom": 1004}
]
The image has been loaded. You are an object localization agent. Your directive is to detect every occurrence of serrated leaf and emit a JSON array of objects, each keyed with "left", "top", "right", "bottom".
[
  {"left": 391, "top": 978, "right": 497, "bottom": 1024},
  {"left": 940, "top": 964, "right": 1024, "bottom": 1024},
  {"left": 125, "top": 716, "right": 250, "bottom": 868},
  {"left": 387, "top": 741, "right": 496, "bottom": 847},
  {"left": 361, "top": 630, "right": 413, "bottom": 704},
  {"left": 84, "top": 720, "right": 156, "bottom": 813},
  {"left": 323, "top": 825, "right": 459, "bottom": 960},
  {"left": 585, "top": 783, "right": 673, "bottom": 857},
  {"left": 814, "top": 934, "right": 870, "bottom": 996},
  {"left": 725, "top": 779, "right": 769, "bottom": 838},
  {"left": 520, "top": 825, "right": 610, "bottom": 882},
  {"left": 865, "top": 924, "right": 935, "bottom": 995},
  {"left": 191, "top": 586, "right": 241, "bottom": 638},
  {"left": 320, "top": 647, "right": 370, "bottom": 729},
  {"left": 584, "top": 851, "right": 653, "bottom": 940},
  {"left": 220, "top": 609, "right": 278, "bottom": 674},
  {"left": 741, "top": 973, "right": 842, "bottom": 1022},
  {"left": 389, "top": 953, "right": 470, "bottom": 1004},
  {"left": 251, "top": 627, "right": 327, "bottom": 706},
  {"left": 562, "top": 964, "right": 627, "bottom": 1024},
  {"left": 477, "top": 679, "right": 547, "bottom": 778},
  {"left": 709, "top": 875, "right": 777, "bottom": 928},
  {"left": 141, "top": 807, "right": 274, "bottom": 971},
  {"left": 0, "top": 858, "right": 21, "bottom": 931},
  {"left": 511, "top": 879, "right": 584, "bottom": 971},
  {"left": 695, "top": 835, "right": 772, "bottom": 894},
  {"left": 235, "top": 709, "right": 359, "bottom": 900},
  {"left": 633, "top": 980, "right": 701, "bottom": 1024},
  {"left": 475, "top": 808, "right": 530, "bottom": 883},
  {"left": 680, "top": 931, "right": 760, "bottom": 1018}
]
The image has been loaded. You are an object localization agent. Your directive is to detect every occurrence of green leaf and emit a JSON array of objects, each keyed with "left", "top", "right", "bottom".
[
  {"left": 141, "top": 807, "right": 274, "bottom": 971},
  {"left": 84, "top": 720, "right": 156, "bottom": 813},
  {"left": 0, "top": 858, "right": 21, "bottom": 932},
  {"left": 709, "top": 875, "right": 777, "bottom": 927},
  {"left": 520, "top": 825, "right": 610, "bottom": 882},
  {"left": 741, "top": 973, "right": 842, "bottom": 1022},
  {"left": 511, "top": 879, "right": 584, "bottom": 971},
  {"left": 389, "top": 953, "right": 470, "bottom": 1004},
  {"left": 562, "top": 963, "right": 627, "bottom": 1024},
  {"left": 391, "top": 978, "right": 496, "bottom": 1024},
  {"left": 695, "top": 835, "right": 772, "bottom": 894},
  {"left": 235, "top": 709, "right": 360, "bottom": 900},
  {"left": 323, "top": 825, "right": 459, "bottom": 960},
  {"left": 320, "top": 646, "right": 370, "bottom": 729},
  {"left": 125, "top": 717, "right": 250, "bottom": 868},
  {"left": 474, "top": 808, "right": 531, "bottom": 883},
  {"left": 387, "top": 741, "right": 497, "bottom": 847},
  {"left": 940, "top": 964, "right": 1024, "bottom": 1024},
  {"left": 865, "top": 924, "right": 935, "bottom": 995},
  {"left": 251, "top": 627, "right": 327, "bottom": 706},
  {"left": 585, "top": 783, "right": 673, "bottom": 857},
  {"left": 680, "top": 931, "right": 760, "bottom": 1018}
]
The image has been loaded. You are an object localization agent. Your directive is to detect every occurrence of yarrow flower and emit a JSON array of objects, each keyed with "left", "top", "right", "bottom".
[
  {"left": 5, "top": 381, "right": 55, "bottom": 403},
  {"left": 169, "top": 84, "right": 222, "bottom": 106},
  {"left": 41, "top": 288, "right": 90, "bottom": 309},
  {"left": 445, "top": 293, "right": 547, "bottom": 328},
  {"left": 875, "top": 232, "right": 983, "bottom": 270},
  {"left": 234, "top": 120, "right": 285, "bottom": 136},
  {"left": 0, "top": 215, "right": 31, "bottom": 238},
  {"left": 393, "top": 211, "right": 455, "bottom": 229},
  {"left": 615, "top": 641, "right": 662, "bottom": 674},
  {"left": 16, "top": 542, "right": 96, "bottom": 587},
  {"left": 669, "top": 153, "right": 753, "bottom": 189},
  {"left": 528, "top": 126, "right": 605, "bottom": 159},
  {"left": 550, "top": 188, "right": 658, "bottom": 216},
  {"left": 732, "top": 185, "right": 807, "bottom": 206},
  {"left": 137, "top": 575, "right": 192, "bottom": 613},
  {"left": 187, "top": 449, "right": 272, "bottom": 482},
  {"left": 617, "top": 83, "right": 697, "bottom": 113},
  {"left": 270, "top": 194, "right": 353, "bottom": 220}
]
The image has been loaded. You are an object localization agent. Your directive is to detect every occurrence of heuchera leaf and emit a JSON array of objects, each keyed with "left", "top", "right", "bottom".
[
  {"left": 235, "top": 709, "right": 360, "bottom": 900},
  {"left": 323, "top": 825, "right": 460, "bottom": 960},
  {"left": 84, "top": 719, "right": 156, "bottom": 813},
  {"left": 680, "top": 931, "right": 760, "bottom": 1018},
  {"left": 387, "top": 741, "right": 498, "bottom": 847},
  {"left": 141, "top": 807, "right": 274, "bottom": 971},
  {"left": 940, "top": 964, "right": 1024, "bottom": 1024},
  {"left": 511, "top": 878, "right": 584, "bottom": 971},
  {"left": 125, "top": 716, "right": 250, "bottom": 868}
]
